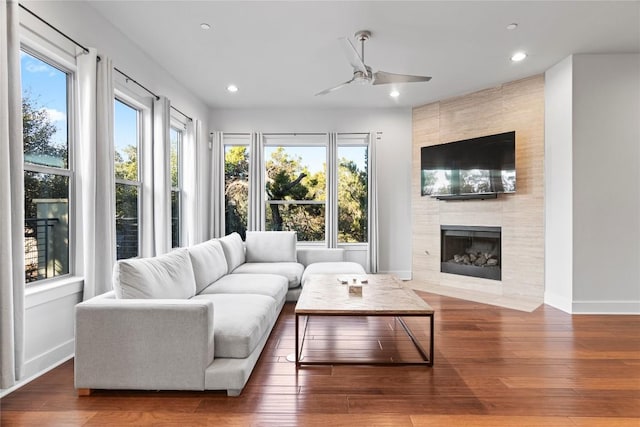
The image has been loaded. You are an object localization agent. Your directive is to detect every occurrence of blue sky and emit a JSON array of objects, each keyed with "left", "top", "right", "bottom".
[
  {"left": 338, "top": 146, "right": 367, "bottom": 172},
  {"left": 265, "top": 145, "right": 367, "bottom": 174},
  {"left": 20, "top": 51, "right": 67, "bottom": 147},
  {"left": 113, "top": 99, "right": 137, "bottom": 164}
]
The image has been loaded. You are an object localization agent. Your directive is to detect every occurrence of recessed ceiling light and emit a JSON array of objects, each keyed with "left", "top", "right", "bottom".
[
  {"left": 506, "top": 23, "right": 518, "bottom": 30},
  {"left": 200, "top": 23, "right": 211, "bottom": 30},
  {"left": 389, "top": 90, "right": 400, "bottom": 98},
  {"left": 511, "top": 52, "right": 527, "bottom": 62},
  {"left": 227, "top": 84, "right": 238, "bottom": 93}
]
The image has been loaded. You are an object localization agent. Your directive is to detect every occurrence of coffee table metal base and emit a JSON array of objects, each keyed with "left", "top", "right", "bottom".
[{"left": 294, "top": 312, "right": 434, "bottom": 367}]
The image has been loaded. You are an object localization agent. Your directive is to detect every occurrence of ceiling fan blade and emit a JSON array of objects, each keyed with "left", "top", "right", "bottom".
[
  {"left": 372, "top": 71, "right": 432, "bottom": 85},
  {"left": 314, "top": 78, "right": 356, "bottom": 96},
  {"left": 339, "top": 37, "right": 368, "bottom": 75}
]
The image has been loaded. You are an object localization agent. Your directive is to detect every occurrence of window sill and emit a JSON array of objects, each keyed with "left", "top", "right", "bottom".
[
  {"left": 25, "top": 276, "right": 84, "bottom": 309},
  {"left": 338, "top": 243, "right": 368, "bottom": 251},
  {"left": 296, "top": 242, "right": 328, "bottom": 248},
  {"left": 295, "top": 242, "right": 368, "bottom": 250}
]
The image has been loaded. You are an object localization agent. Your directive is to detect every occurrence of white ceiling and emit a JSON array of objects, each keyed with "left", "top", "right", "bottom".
[{"left": 88, "top": 1, "right": 640, "bottom": 110}]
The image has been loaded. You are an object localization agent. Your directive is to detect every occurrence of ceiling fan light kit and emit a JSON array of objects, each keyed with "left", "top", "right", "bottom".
[{"left": 315, "top": 29, "right": 432, "bottom": 96}]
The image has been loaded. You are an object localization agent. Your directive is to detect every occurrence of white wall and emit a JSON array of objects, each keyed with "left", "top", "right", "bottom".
[
  {"left": 10, "top": 1, "right": 211, "bottom": 393},
  {"left": 544, "top": 53, "right": 640, "bottom": 314},
  {"left": 572, "top": 54, "right": 640, "bottom": 313},
  {"left": 544, "top": 56, "right": 574, "bottom": 312},
  {"left": 210, "top": 107, "right": 413, "bottom": 278},
  {"left": 22, "top": 280, "right": 82, "bottom": 379},
  {"left": 23, "top": 0, "right": 212, "bottom": 244}
]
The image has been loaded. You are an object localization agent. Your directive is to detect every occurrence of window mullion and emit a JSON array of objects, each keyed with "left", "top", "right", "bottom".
[
  {"left": 115, "top": 178, "right": 141, "bottom": 187},
  {"left": 266, "top": 200, "right": 325, "bottom": 205},
  {"left": 24, "top": 164, "right": 72, "bottom": 176}
]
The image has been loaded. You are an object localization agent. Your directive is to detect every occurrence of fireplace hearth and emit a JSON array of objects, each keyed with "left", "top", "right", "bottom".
[{"left": 441, "top": 225, "right": 501, "bottom": 281}]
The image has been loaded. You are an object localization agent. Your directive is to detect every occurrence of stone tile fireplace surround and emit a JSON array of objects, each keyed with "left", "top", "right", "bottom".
[{"left": 411, "top": 75, "right": 545, "bottom": 304}]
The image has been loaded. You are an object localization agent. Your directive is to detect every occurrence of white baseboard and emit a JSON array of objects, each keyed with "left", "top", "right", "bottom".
[
  {"left": 23, "top": 338, "right": 75, "bottom": 381},
  {"left": 544, "top": 291, "right": 573, "bottom": 314},
  {"left": 572, "top": 300, "right": 640, "bottom": 314},
  {"left": 378, "top": 270, "right": 412, "bottom": 281},
  {"left": 544, "top": 292, "right": 640, "bottom": 314},
  {"left": 1, "top": 341, "right": 74, "bottom": 398}
]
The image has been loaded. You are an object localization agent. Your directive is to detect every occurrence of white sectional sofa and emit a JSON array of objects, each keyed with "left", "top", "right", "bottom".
[{"left": 75, "top": 231, "right": 365, "bottom": 396}]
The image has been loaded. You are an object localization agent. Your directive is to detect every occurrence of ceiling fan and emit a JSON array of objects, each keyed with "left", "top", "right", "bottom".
[{"left": 315, "top": 30, "right": 432, "bottom": 96}]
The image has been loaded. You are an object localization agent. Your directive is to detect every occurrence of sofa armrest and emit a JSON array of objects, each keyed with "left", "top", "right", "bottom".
[
  {"left": 296, "top": 248, "right": 345, "bottom": 266},
  {"left": 75, "top": 296, "right": 214, "bottom": 391}
]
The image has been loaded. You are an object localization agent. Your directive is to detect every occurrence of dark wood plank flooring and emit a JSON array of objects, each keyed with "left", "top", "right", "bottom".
[{"left": 2, "top": 291, "right": 639, "bottom": 426}]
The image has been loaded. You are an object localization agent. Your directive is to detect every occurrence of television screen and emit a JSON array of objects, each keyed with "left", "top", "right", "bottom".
[{"left": 421, "top": 131, "right": 516, "bottom": 198}]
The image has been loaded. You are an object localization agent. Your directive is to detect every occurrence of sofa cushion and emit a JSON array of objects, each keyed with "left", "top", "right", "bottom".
[
  {"left": 192, "top": 294, "right": 277, "bottom": 358},
  {"left": 199, "top": 274, "right": 288, "bottom": 303},
  {"left": 113, "top": 248, "right": 196, "bottom": 299},
  {"left": 188, "top": 239, "right": 228, "bottom": 294},
  {"left": 187, "top": 239, "right": 229, "bottom": 294},
  {"left": 301, "top": 262, "right": 366, "bottom": 286},
  {"left": 245, "top": 231, "right": 297, "bottom": 263},
  {"left": 232, "top": 262, "right": 304, "bottom": 289},
  {"left": 296, "top": 248, "right": 345, "bottom": 267},
  {"left": 219, "top": 232, "right": 246, "bottom": 272}
]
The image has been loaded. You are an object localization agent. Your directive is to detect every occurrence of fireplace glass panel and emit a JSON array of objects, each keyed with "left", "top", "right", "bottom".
[{"left": 440, "top": 226, "right": 501, "bottom": 281}]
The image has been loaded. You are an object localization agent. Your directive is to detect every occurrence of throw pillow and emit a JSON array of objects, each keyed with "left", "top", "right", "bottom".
[
  {"left": 187, "top": 239, "right": 228, "bottom": 294},
  {"left": 245, "top": 231, "right": 297, "bottom": 263},
  {"left": 113, "top": 248, "right": 196, "bottom": 299},
  {"left": 218, "top": 232, "right": 246, "bottom": 272}
]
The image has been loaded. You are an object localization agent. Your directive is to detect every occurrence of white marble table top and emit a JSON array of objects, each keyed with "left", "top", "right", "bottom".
[{"left": 296, "top": 274, "right": 434, "bottom": 315}]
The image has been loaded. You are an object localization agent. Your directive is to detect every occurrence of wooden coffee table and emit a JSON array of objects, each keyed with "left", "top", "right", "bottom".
[{"left": 292, "top": 274, "right": 434, "bottom": 367}]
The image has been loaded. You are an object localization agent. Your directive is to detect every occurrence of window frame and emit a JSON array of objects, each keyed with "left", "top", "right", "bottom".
[
  {"left": 20, "top": 42, "right": 77, "bottom": 285},
  {"left": 263, "top": 134, "right": 328, "bottom": 243},
  {"left": 169, "top": 117, "right": 185, "bottom": 248},
  {"left": 336, "top": 134, "right": 369, "bottom": 246},
  {"left": 113, "top": 88, "right": 149, "bottom": 260},
  {"left": 222, "top": 133, "right": 251, "bottom": 238},
  {"left": 216, "top": 132, "right": 372, "bottom": 249}
]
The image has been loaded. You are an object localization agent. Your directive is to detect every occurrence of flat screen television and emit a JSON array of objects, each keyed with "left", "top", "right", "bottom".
[{"left": 421, "top": 131, "right": 516, "bottom": 200}]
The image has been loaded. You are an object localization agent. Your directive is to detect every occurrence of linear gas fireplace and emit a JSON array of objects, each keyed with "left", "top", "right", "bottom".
[{"left": 441, "top": 225, "right": 501, "bottom": 281}]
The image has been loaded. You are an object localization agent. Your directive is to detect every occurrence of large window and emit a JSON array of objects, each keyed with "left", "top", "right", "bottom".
[
  {"left": 21, "top": 50, "right": 72, "bottom": 283},
  {"left": 264, "top": 144, "right": 326, "bottom": 242},
  {"left": 114, "top": 99, "right": 140, "bottom": 260},
  {"left": 224, "top": 137, "right": 249, "bottom": 239},
  {"left": 170, "top": 126, "right": 182, "bottom": 248},
  {"left": 337, "top": 144, "right": 368, "bottom": 243},
  {"left": 219, "top": 133, "right": 370, "bottom": 246}
]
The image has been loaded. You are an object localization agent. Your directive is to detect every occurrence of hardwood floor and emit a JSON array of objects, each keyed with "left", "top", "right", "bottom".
[{"left": 2, "top": 292, "right": 639, "bottom": 426}]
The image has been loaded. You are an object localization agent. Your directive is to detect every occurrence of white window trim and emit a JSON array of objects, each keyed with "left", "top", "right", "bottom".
[
  {"left": 169, "top": 117, "right": 185, "bottom": 247},
  {"left": 113, "top": 83, "right": 152, "bottom": 259},
  {"left": 263, "top": 134, "right": 328, "bottom": 242},
  {"left": 266, "top": 200, "right": 325, "bottom": 205},
  {"left": 222, "top": 133, "right": 251, "bottom": 237},
  {"left": 113, "top": 96, "right": 143, "bottom": 258},
  {"left": 336, "top": 134, "right": 369, "bottom": 245},
  {"left": 20, "top": 43, "right": 77, "bottom": 286},
  {"left": 219, "top": 132, "right": 372, "bottom": 246},
  {"left": 262, "top": 133, "right": 327, "bottom": 147},
  {"left": 223, "top": 133, "right": 252, "bottom": 146},
  {"left": 19, "top": 10, "right": 78, "bottom": 73}
]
